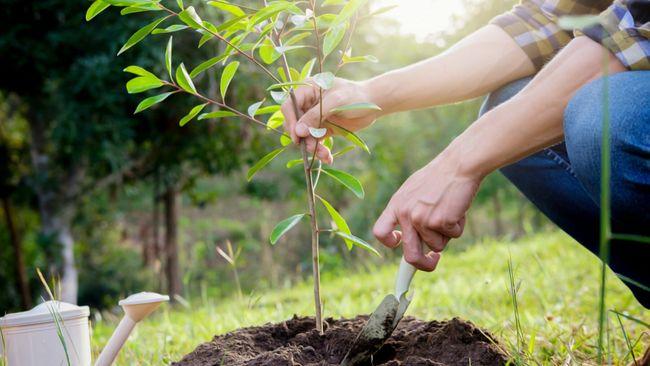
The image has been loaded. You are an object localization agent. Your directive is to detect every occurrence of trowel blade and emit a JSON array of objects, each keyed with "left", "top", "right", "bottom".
[{"left": 340, "top": 293, "right": 410, "bottom": 366}]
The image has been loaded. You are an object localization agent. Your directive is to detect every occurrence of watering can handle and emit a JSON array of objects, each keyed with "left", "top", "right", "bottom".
[{"left": 394, "top": 257, "right": 417, "bottom": 299}]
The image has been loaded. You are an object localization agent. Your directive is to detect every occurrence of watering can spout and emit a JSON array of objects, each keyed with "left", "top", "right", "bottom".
[{"left": 94, "top": 292, "right": 169, "bottom": 366}]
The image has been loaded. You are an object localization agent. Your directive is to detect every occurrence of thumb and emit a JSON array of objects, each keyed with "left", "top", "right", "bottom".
[{"left": 294, "top": 95, "right": 340, "bottom": 138}]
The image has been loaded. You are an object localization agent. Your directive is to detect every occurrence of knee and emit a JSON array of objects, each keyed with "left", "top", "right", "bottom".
[
  {"left": 478, "top": 77, "right": 534, "bottom": 117},
  {"left": 565, "top": 72, "right": 650, "bottom": 165}
]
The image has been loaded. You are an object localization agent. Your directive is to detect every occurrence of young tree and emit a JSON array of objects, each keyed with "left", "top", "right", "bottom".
[{"left": 88, "top": 0, "right": 383, "bottom": 331}]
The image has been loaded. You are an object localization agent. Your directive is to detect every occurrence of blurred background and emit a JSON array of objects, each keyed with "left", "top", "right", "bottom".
[{"left": 0, "top": 0, "right": 562, "bottom": 314}]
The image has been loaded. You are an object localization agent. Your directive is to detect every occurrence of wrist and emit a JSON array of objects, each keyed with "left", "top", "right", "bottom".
[
  {"left": 359, "top": 75, "right": 397, "bottom": 116},
  {"left": 440, "top": 135, "right": 492, "bottom": 181}
]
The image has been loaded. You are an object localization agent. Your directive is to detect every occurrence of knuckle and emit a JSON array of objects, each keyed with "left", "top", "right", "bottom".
[{"left": 404, "top": 252, "right": 419, "bottom": 266}]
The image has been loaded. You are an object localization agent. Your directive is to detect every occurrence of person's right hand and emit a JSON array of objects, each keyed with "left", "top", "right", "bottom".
[{"left": 281, "top": 77, "right": 382, "bottom": 164}]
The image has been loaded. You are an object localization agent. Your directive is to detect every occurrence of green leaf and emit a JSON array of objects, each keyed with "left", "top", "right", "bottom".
[
  {"left": 327, "top": 122, "right": 370, "bottom": 154},
  {"left": 280, "top": 134, "right": 292, "bottom": 146},
  {"left": 286, "top": 159, "right": 302, "bottom": 168},
  {"left": 368, "top": 5, "right": 397, "bottom": 17},
  {"left": 323, "top": 22, "right": 346, "bottom": 57},
  {"left": 120, "top": 4, "right": 161, "bottom": 15},
  {"left": 342, "top": 53, "right": 378, "bottom": 65},
  {"left": 270, "top": 214, "right": 305, "bottom": 244},
  {"left": 247, "top": 100, "right": 264, "bottom": 117},
  {"left": 165, "top": 37, "right": 173, "bottom": 80},
  {"left": 198, "top": 110, "right": 237, "bottom": 120},
  {"left": 331, "top": 0, "right": 368, "bottom": 26},
  {"left": 198, "top": 33, "right": 214, "bottom": 48},
  {"left": 220, "top": 61, "right": 239, "bottom": 100},
  {"left": 208, "top": 1, "right": 245, "bottom": 17},
  {"left": 250, "top": 1, "right": 301, "bottom": 27},
  {"left": 178, "top": 6, "right": 203, "bottom": 29},
  {"left": 151, "top": 24, "right": 188, "bottom": 34},
  {"left": 86, "top": 0, "right": 110, "bottom": 21},
  {"left": 247, "top": 147, "right": 286, "bottom": 181},
  {"left": 175, "top": 63, "right": 196, "bottom": 93},
  {"left": 176, "top": 0, "right": 183, "bottom": 10},
  {"left": 123, "top": 65, "right": 158, "bottom": 78},
  {"left": 321, "top": 167, "right": 364, "bottom": 198},
  {"left": 126, "top": 77, "right": 164, "bottom": 94},
  {"left": 333, "top": 145, "right": 355, "bottom": 158},
  {"left": 266, "top": 81, "right": 309, "bottom": 91},
  {"left": 330, "top": 102, "right": 381, "bottom": 113},
  {"left": 189, "top": 54, "right": 227, "bottom": 78},
  {"left": 256, "top": 105, "right": 281, "bottom": 115},
  {"left": 285, "top": 32, "right": 311, "bottom": 46},
  {"left": 259, "top": 38, "right": 281, "bottom": 64},
  {"left": 134, "top": 92, "right": 173, "bottom": 113},
  {"left": 334, "top": 232, "right": 380, "bottom": 256},
  {"left": 103, "top": 0, "right": 151, "bottom": 6},
  {"left": 266, "top": 110, "right": 284, "bottom": 129},
  {"left": 317, "top": 196, "right": 353, "bottom": 249},
  {"left": 312, "top": 72, "right": 334, "bottom": 89},
  {"left": 179, "top": 103, "right": 208, "bottom": 126},
  {"left": 118, "top": 16, "right": 166, "bottom": 55},
  {"left": 300, "top": 58, "right": 316, "bottom": 80},
  {"left": 270, "top": 90, "right": 288, "bottom": 104},
  {"left": 323, "top": 0, "right": 345, "bottom": 5}
]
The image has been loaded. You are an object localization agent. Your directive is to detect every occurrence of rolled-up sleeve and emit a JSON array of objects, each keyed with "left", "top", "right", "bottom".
[
  {"left": 491, "top": 0, "right": 650, "bottom": 71},
  {"left": 490, "top": 2, "right": 574, "bottom": 70},
  {"left": 578, "top": 1, "right": 650, "bottom": 70}
]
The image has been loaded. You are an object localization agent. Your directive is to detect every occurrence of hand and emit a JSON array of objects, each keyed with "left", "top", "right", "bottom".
[
  {"left": 281, "top": 78, "right": 382, "bottom": 163},
  {"left": 372, "top": 148, "right": 481, "bottom": 271}
]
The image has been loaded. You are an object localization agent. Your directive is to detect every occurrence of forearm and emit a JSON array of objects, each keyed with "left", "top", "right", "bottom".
[
  {"left": 362, "top": 25, "right": 535, "bottom": 115},
  {"left": 449, "top": 37, "right": 626, "bottom": 179}
]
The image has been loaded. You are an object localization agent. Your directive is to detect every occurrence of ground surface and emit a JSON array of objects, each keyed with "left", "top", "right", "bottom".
[
  {"left": 92, "top": 232, "right": 649, "bottom": 365},
  {"left": 172, "top": 316, "right": 508, "bottom": 366}
]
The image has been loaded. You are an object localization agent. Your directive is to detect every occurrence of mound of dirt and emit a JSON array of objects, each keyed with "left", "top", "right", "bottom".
[{"left": 172, "top": 315, "right": 509, "bottom": 366}]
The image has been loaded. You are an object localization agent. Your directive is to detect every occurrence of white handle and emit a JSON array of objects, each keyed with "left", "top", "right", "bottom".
[
  {"left": 94, "top": 316, "right": 136, "bottom": 366},
  {"left": 394, "top": 257, "right": 417, "bottom": 299}
]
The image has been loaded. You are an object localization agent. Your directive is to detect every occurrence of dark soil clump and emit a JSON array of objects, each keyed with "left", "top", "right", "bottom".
[{"left": 172, "top": 316, "right": 508, "bottom": 366}]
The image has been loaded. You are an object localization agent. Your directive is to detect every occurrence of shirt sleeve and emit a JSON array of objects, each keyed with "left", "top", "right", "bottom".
[
  {"left": 577, "top": 1, "right": 650, "bottom": 70},
  {"left": 490, "top": 1, "right": 574, "bottom": 70}
]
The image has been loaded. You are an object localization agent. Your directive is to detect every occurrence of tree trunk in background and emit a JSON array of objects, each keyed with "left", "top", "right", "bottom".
[
  {"left": 152, "top": 170, "right": 162, "bottom": 291},
  {"left": 515, "top": 198, "right": 526, "bottom": 238},
  {"left": 164, "top": 185, "right": 182, "bottom": 301},
  {"left": 2, "top": 197, "right": 32, "bottom": 309},
  {"left": 492, "top": 191, "right": 504, "bottom": 237},
  {"left": 29, "top": 114, "right": 81, "bottom": 304}
]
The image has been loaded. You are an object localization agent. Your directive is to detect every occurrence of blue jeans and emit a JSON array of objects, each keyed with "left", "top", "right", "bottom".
[{"left": 479, "top": 71, "right": 650, "bottom": 308}]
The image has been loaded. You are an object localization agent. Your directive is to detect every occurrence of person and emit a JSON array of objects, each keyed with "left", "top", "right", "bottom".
[{"left": 281, "top": 0, "right": 650, "bottom": 315}]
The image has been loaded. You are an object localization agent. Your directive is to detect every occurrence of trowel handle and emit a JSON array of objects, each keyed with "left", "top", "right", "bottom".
[{"left": 394, "top": 256, "right": 417, "bottom": 299}]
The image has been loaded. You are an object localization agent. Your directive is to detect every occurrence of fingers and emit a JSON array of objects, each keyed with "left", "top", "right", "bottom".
[
  {"left": 294, "top": 92, "right": 342, "bottom": 139},
  {"left": 281, "top": 85, "right": 316, "bottom": 144},
  {"left": 373, "top": 209, "right": 401, "bottom": 248},
  {"left": 305, "top": 138, "right": 333, "bottom": 164},
  {"left": 400, "top": 218, "right": 439, "bottom": 272}
]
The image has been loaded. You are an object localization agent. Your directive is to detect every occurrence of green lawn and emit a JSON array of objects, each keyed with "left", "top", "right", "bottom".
[{"left": 92, "top": 232, "right": 648, "bottom": 365}]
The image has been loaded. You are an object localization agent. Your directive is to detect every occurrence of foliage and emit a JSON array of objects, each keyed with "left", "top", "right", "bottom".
[{"left": 86, "top": 0, "right": 384, "bottom": 331}]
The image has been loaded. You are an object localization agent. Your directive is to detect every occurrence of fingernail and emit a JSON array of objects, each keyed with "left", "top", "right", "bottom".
[{"left": 295, "top": 122, "right": 308, "bottom": 136}]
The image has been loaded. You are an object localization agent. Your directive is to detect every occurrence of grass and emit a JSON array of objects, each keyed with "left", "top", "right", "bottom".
[{"left": 90, "top": 231, "right": 648, "bottom": 365}]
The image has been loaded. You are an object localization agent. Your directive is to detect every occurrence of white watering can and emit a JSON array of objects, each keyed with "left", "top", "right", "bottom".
[{"left": 0, "top": 292, "right": 168, "bottom": 366}]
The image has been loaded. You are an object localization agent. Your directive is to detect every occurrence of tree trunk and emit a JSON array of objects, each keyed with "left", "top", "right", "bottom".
[
  {"left": 164, "top": 185, "right": 182, "bottom": 301},
  {"left": 2, "top": 197, "right": 32, "bottom": 309},
  {"left": 492, "top": 191, "right": 504, "bottom": 238},
  {"left": 28, "top": 114, "right": 81, "bottom": 304}
]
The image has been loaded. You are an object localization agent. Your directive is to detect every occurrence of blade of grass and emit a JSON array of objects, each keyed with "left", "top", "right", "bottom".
[{"left": 614, "top": 311, "right": 638, "bottom": 365}]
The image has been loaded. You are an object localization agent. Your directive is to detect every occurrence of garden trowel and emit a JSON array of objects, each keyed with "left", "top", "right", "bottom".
[{"left": 340, "top": 257, "right": 417, "bottom": 366}]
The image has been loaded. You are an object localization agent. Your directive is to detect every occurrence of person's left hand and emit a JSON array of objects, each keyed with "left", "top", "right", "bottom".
[{"left": 372, "top": 148, "right": 482, "bottom": 271}]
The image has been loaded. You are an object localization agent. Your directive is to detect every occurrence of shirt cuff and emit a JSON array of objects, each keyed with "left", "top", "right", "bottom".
[{"left": 491, "top": 2, "right": 573, "bottom": 70}]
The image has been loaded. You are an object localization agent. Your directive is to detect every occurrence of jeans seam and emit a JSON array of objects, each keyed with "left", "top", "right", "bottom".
[{"left": 544, "top": 148, "right": 578, "bottom": 178}]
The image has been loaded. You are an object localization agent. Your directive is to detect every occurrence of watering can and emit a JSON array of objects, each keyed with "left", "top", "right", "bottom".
[{"left": 0, "top": 292, "right": 168, "bottom": 366}]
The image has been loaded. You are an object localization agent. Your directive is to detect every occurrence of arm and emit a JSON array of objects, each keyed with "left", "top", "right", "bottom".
[
  {"left": 373, "top": 36, "right": 626, "bottom": 271},
  {"left": 281, "top": 25, "right": 535, "bottom": 162}
]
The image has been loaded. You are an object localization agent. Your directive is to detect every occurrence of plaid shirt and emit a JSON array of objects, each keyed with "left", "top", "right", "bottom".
[{"left": 492, "top": 0, "right": 650, "bottom": 70}]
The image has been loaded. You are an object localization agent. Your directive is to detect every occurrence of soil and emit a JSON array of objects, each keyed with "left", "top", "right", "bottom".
[{"left": 172, "top": 315, "right": 509, "bottom": 366}]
